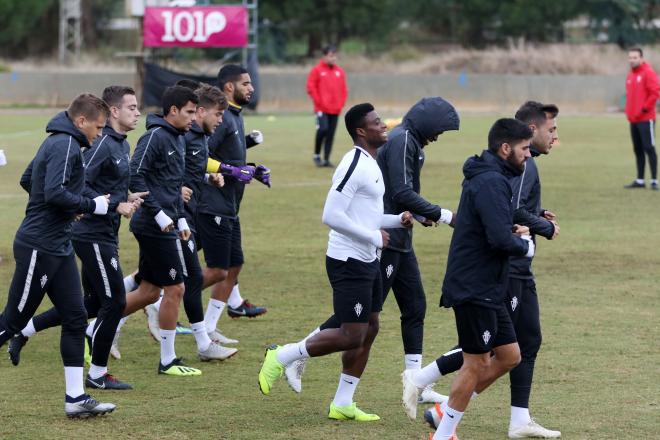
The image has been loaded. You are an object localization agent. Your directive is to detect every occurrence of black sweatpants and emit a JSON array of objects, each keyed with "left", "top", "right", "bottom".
[
  {"left": 0, "top": 241, "right": 86, "bottom": 366},
  {"left": 314, "top": 112, "right": 339, "bottom": 161},
  {"left": 630, "top": 120, "right": 658, "bottom": 180},
  {"left": 182, "top": 233, "right": 204, "bottom": 324}
]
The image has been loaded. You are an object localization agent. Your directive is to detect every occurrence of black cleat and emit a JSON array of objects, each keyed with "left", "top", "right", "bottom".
[
  {"left": 322, "top": 160, "right": 334, "bottom": 168},
  {"left": 313, "top": 156, "right": 323, "bottom": 167},
  {"left": 651, "top": 182, "right": 659, "bottom": 191},
  {"left": 624, "top": 181, "right": 645, "bottom": 189},
  {"left": 86, "top": 373, "right": 133, "bottom": 390},
  {"left": 227, "top": 299, "right": 267, "bottom": 318},
  {"left": 65, "top": 394, "right": 116, "bottom": 418},
  {"left": 8, "top": 334, "right": 28, "bottom": 366}
]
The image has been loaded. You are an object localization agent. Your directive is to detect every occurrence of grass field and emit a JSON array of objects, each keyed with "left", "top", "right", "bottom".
[{"left": 0, "top": 112, "right": 658, "bottom": 440}]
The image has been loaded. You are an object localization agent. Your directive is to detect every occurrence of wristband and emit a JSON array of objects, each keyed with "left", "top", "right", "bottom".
[
  {"left": 521, "top": 235, "right": 535, "bottom": 258},
  {"left": 155, "top": 210, "right": 173, "bottom": 230},
  {"left": 177, "top": 218, "right": 190, "bottom": 232},
  {"left": 93, "top": 196, "right": 108, "bottom": 215},
  {"left": 439, "top": 209, "right": 453, "bottom": 225}
]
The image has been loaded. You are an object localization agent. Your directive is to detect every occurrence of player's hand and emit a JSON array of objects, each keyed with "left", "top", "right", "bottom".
[
  {"left": 249, "top": 130, "right": 264, "bottom": 144},
  {"left": 513, "top": 224, "right": 530, "bottom": 236},
  {"left": 177, "top": 218, "right": 190, "bottom": 240},
  {"left": 400, "top": 211, "right": 413, "bottom": 228},
  {"left": 550, "top": 220, "right": 560, "bottom": 239},
  {"left": 74, "top": 213, "right": 84, "bottom": 222},
  {"left": 181, "top": 186, "right": 193, "bottom": 203},
  {"left": 128, "top": 191, "right": 149, "bottom": 203},
  {"left": 155, "top": 210, "right": 174, "bottom": 232},
  {"left": 116, "top": 201, "right": 137, "bottom": 219},
  {"left": 209, "top": 173, "right": 224, "bottom": 187},
  {"left": 251, "top": 164, "right": 271, "bottom": 187},
  {"left": 220, "top": 163, "right": 255, "bottom": 183},
  {"left": 543, "top": 210, "right": 556, "bottom": 221},
  {"left": 380, "top": 229, "right": 390, "bottom": 248},
  {"left": 179, "top": 228, "right": 191, "bottom": 241}
]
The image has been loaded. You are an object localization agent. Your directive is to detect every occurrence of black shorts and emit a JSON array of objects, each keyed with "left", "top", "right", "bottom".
[
  {"left": 134, "top": 233, "right": 185, "bottom": 287},
  {"left": 454, "top": 302, "right": 517, "bottom": 354},
  {"left": 73, "top": 240, "right": 125, "bottom": 301},
  {"left": 196, "top": 213, "right": 244, "bottom": 269},
  {"left": 327, "top": 256, "right": 383, "bottom": 324}
]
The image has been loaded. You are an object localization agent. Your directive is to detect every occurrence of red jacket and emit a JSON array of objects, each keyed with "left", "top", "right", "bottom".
[
  {"left": 626, "top": 62, "right": 660, "bottom": 123},
  {"left": 306, "top": 61, "right": 348, "bottom": 115}
]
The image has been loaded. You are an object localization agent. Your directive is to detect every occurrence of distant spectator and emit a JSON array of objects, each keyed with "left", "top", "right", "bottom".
[
  {"left": 624, "top": 47, "right": 660, "bottom": 190},
  {"left": 307, "top": 45, "right": 348, "bottom": 167}
]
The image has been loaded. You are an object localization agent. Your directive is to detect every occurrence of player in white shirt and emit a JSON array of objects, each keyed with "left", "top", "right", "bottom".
[{"left": 258, "top": 103, "right": 413, "bottom": 421}]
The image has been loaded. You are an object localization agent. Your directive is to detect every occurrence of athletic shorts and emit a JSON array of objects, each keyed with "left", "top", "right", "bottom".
[
  {"left": 134, "top": 233, "right": 185, "bottom": 287},
  {"left": 327, "top": 256, "right": 383, "bottom": 324},
  {"left": 196, "top": 213, "right": 244, "bottom": 269},
  {"left": 454, "top": 302, "right": 517, "bottom": 354}
]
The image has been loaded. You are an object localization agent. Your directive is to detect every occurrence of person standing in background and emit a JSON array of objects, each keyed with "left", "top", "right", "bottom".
[{"left": 307, "top": 45, "right": 348, "bottom": 168}]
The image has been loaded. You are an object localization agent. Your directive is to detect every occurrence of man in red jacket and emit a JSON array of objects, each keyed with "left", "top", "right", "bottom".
[
  {"left": 307, "top": 45, "right": 348, "bottom": 167},
  {"left": 625, "top": 47, "right": 660, "bottom": 190}
]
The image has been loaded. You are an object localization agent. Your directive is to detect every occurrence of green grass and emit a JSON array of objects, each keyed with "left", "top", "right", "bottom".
[{"left": 0, "top": 112, "right": 658, "bottom": 440}]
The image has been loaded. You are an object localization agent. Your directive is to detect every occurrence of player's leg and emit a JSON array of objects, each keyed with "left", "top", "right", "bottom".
[
  {"left": 638, "top": 120, "right": 658, "bottom": 187},
  {"left": 627, "top": 122, "right": 646, "bottom": 187},
  {"left": 314, "top": 112, "right": 328, "bottom": 166},
  {"left": 322, "top": 114, "right": 339, "bottom": 166}
]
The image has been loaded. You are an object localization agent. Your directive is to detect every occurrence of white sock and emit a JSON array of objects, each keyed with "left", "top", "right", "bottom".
[
  {"left": 635, "top": 178, "right": 645, "bottom": 184},
  {"left": 434, "top": 405, "right": 463, "bottom": 439},
  {"left": 191, "top": 321, "right": 212, "bottom": 352},
  {"left": 276, "top": 341, "right": 309, "bottom": 366},
  {"left": 159, "top": 329, "right": 177, "bottom": 365},
  {"left": 116, "top": 316, "right": 128, "bottom": 333},
  {"left": 652, "top": 179, "right": 659, "bottom": 184},
  {"left": 204, "top": 299, "right": 226, "bottom": 333},
  {"left": 303, "top": 327, "right": 321, "bottom": 341},
  {"left": 64, "top": 366, "right": 85, "bottom": 399},
  {"left": 123, "top": 274, "right": 138, "bottom": 292},
  {"left": 85, "top": 320, "right": 95, "bottom": 338},
  {"left": 88, "top": 363, "right": 107, "bottom": 380},
  {"left": 405, "top": 353, "right": 423, "bottom": 370},
  {"left": 332, "top": 373, "right": 360, "bottom": 407},
  {"left": 472, "top": 391, "right": 479, "bottom": 400},
  {"left": 510, "top": 406, "right": 532, "bottom": 426},
  {"left": 153, "top": 291, "right": 164, "bottom": 312},
  {"left": 412, "top": 360, "right": 441, "bottom": 388},
  {"left": 227, "top": 283, "right": 244, "bottom": 309},
  {"left": 21, "top": 319, "right": 36, "bottom": 338}
]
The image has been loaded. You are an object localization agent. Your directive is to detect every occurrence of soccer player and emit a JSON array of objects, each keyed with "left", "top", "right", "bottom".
[
  {"left": 0, "top": 94, "right": 116, "bottom": 417},
  {"left": 258, "top": 103, "right": 413, "bottom": 421},
  {"left": 197, "top": 64, "right": 268, "bottom": 339},
  {"left": 128, "top": 85, "right": 200, "bottom": 376},
  {"left": 624, "top": 47, "right": 659, "bottom": 190},
  {"left": 7, "top": 87, "right": 146, "bottom": 389},
  {"left": 307, "top": 45, "right": 348, "bottom": 167}
]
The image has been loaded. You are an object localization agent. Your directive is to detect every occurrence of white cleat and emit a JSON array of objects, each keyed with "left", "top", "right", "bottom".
[
  {"left": 401, "top": 369, "right": 422, "bottom": 420},
  {"left": 509, "top": 420, "right": 561, "bottom": 438},
  {"left": 198, "top": 341, "right": 238, "bottom": 361},
  {"left": 65, "top": 395, "right": 116, "bottom": 418},
  {"left": 208, "top": 329, "right": 238, "bottom": 344},
  {"left": 109, "top": 332, "right": 121, "bottom": 360},
  {"left": 418, "top": 384, "right": 448, "bottom": 404},
  {"left": 284, "top": 358, "right": 307, "bottom": 393},
  {"left": 144, "top": 303, "right": 160, "bottom": 342}
]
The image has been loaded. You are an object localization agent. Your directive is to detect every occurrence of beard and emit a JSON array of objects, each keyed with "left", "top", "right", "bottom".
[
  {"left": 506, "top": 150, "right": 525, "bottom": 171},
  {"left": 233, "top": 91, "right": 251, "bottom": 106}
]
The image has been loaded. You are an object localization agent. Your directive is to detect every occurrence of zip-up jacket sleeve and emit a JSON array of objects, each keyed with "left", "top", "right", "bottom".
[
  {"left": 386, "top": 134, "right": 443, "bottom": 221},
  {"left": 512, "top": 172, "right": 555, "bottom": 239},
  {"left": 130, "top": 129, "right": 164, "bottom": 217},
  {"left": 644, "top": 68, "right": 660, "bottom": 112},
  {"left": 44, "top": 137, "right": 95, "bottom": 213},
  {"left": 245, "top": 134, "right": 258, "bottom": 149},
  {"left": 20, "top": 160, "right": 34, "bottom": 193},
  {"left": 475, "top": 178, "right": 528, "bottom": 256},
  {"left": 306, "top": 66, "right": 321, "bottom": 109},
  {"left": 338, "top": 67, "right": 348, "bottom": 109}
]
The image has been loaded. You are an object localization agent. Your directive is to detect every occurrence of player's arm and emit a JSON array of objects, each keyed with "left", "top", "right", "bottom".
[
  {"left": 81, "top": 140, "right": 109, "bottom": 201},
  {"left": 306, "top": 67, "right": 321, "bottom": 106},
  {"left": 129, "top": 132, "right": 168, "bottom": 226},
  {"left": 339, "top": 66, "right": 348, "bottom": 108},
  {"left": 19, "top": 159, "right": 34, "bottom": 193},
  {"left": 643, "top": 68, "right": 660, "bottom": 112},
  {"left": 322, "top": 190, "right": 384, "bottom": 247},
  {"left": 512, "top": 177, "right": 555, "bottom": 239}
]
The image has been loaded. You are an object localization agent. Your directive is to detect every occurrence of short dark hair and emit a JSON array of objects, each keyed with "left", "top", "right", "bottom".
[
  {"left": 102, "top": 85, "right": 135, "bottom": 108},
  {"left": 488, "top": 118, "right": 533, "bottom": 153},
  {"left": 68, "top": 93, "right": 110, "bottom": 121},
  {"left": 217, "top": 64, "right": 248, "bottom": 91},
  {"left": 322, "top": 45, "right": 337, "bottom": 55},
  {"left": 515, "top": 101, "right": 559, "bottom": 126},
  {"left": 175, "top": 78, "right": 201, "bottom": 91},
  {"left": 162, "top": 85, "right": 198, "bottom": 116},
  {"left": 344, "top": 103, "right": 375, "bottom": 141},
  {"left": 195, "top": 83, "right": 228, "bottom": 110},
  {"left": 629, "top": 47, "right": 643, "bottom": 57}
]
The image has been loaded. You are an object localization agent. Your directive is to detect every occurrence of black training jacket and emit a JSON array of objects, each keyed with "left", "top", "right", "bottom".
[
  {"left": 509, "top": 148, "right": 556, "bottom": 279},
  {"left": 377, "top": 97, "right": 460, "bottom": 252},
  {"left": 129, "top": 114, "right": 186, "bottom": 239},
  {"left": 441, "top": 150, "right": 530, "bottom": 309},
  {"left": 16, "top": 111, "right": 97, "bottom": 256},
  {"left": 182, "top": 122, "right": 209, "bottom": 233},
  {"left": 72, "top": 125, "right": 130, "bottom": 245},
  {"left": 197, "top": 103, "right": 257, "bottom": 219}
]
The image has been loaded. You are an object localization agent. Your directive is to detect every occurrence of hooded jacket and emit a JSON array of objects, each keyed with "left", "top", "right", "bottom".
[
  {"left": 72, "top": 124, "right": 131, "bottom": 245},
  {"left": 625, "top": 62, "right": 659, "bottom": 123},
  {"left": 441, "top": 150, "right": 530, "bottom": 309},
  {"left": 377, "top": 97, "right": 460, "bottom": 252},
  {"left": 16, "top": 111, "right": 98, "bottom": 256},
  {"left": 129, "top": 114, "right": 186, "bottom": 239},
  {"left": 306, "top": 60, "right": 348, "bottom": 115},
  {"left": 182, "top": 122, "right": 209, "bottom": 233}
]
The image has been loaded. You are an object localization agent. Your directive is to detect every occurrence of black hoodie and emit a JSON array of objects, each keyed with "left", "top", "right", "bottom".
[
  {"left": 182, "top": 122, "right": 209, "bottom": 233},
  {"left": 16, "top": 111, "right": 98, "bottom": 256},
  {"left": 441, "top": 150, "right": 530, "bottom": 309},
  {"left": 129, "top": 114, "right": 186, "bottom": 239},
  {"left": 377, "top": 97, "right": 460, "bottom": 252}
]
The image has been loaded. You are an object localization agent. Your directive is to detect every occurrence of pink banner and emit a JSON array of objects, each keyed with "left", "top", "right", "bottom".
[{"left": 143, "top": 6, "right": 247, "bottom": 48}]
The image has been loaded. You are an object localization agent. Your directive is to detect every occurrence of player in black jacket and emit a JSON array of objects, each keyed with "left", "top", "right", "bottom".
[{"left": 0, "top": 94, "right": 116, "bottom": 417}]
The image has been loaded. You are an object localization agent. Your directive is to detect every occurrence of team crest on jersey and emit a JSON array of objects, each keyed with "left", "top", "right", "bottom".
[
  {"left": 510, "top": 296, "right": 518, "bottom": 312},
  {"left": 482, "top": 330, "right": 491, "bottom": 345},
  {"left": 169, "top": 268, "right": 177, "bottom": 280},
  {"left": 386, "top": 264, "right": 394, "bottom": 278},
  {"left": 188, "top": 240, "right": 195, "bottom": 252},
  {"left": 214, "top": 216, "right": 222, "bottom": 226},
  {"left": 40, "top": 274, "right": 48, "bottom": 288},
  {"left": 354, "top": 302, "right": 363, "bottom": 317},
  {"left": 110, "top": 257, "right": 118, "bottom": 270}
]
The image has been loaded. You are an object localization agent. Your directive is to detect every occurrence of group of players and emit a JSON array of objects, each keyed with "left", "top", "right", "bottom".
[{"left": 0, "top": 61, "right": 562, "bottom": 439}]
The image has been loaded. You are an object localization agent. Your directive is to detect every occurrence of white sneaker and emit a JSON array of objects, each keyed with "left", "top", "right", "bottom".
[
  {"left": 144, "top": 303, "right": 159, "bottom": 342},
  {"left": 284, "top": 358, "right": 307, "bottom": 393},
  {"left": 65, "top": 395, "right": 116, "bottom": 418},
  {"left": 401, "top": 369, "right": 422, "bottom": 420},
  {"left": 198, "top": 341, "right": 238, "bottom": 361},
  {"left": 208, "top": 329, "right": 238, "bottom": 344},
  {"left": 419, "top": 384, "right": 448, "bottom": 404},
  {"left": 109, "top": 332, "right": 121, "bottom": 360},
  {"left": 509, "top": 420, "right": 561, "bottom": 438}
]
